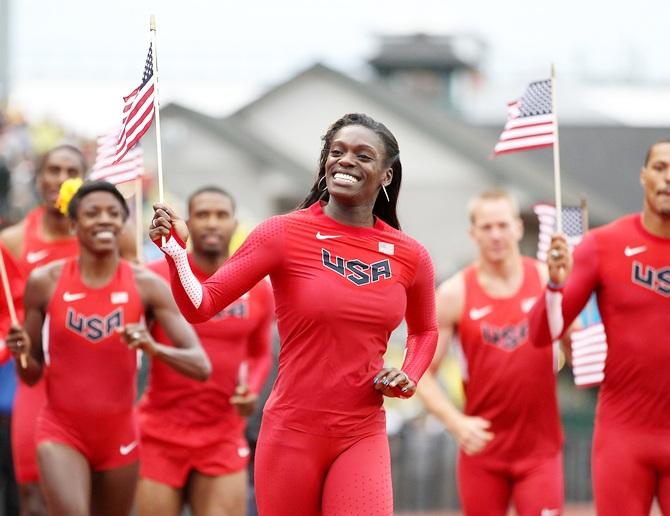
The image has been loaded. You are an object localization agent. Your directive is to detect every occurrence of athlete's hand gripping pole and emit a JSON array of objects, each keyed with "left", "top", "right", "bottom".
[
  {"left": 545, "top": 233, "right": 573, "bottom": 339},
  {"left": 0, "top": 252, "right": 25, "bottom": 368},
  {"left": 150, "top": 203, "right": 189, "bottom": 246}
]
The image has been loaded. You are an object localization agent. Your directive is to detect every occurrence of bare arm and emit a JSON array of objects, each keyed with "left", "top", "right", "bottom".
[
  {"left": 6, "top": 265, "right": 59, "bottom": 384},
  {"left": 416, "top": 272, "right": 494, "bottom": 455},
  {"left": 128, "top": 268, "right": 211, "bottom": 381}
]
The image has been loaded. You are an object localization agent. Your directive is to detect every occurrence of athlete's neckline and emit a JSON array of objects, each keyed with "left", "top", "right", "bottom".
[
  {"left": 635, "top": 213, "right": 670, "bottom": 242},
  {"left": 309, "top": 201, "right": 387, "bottom": 236}
]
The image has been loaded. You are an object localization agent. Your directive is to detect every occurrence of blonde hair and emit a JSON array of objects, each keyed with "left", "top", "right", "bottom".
[{"left": 468, "top": 189, "right": 520, "bottom": 225}]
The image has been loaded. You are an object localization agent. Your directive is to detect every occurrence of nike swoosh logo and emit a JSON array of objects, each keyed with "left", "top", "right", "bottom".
[
  {"left": 624, "top": 245, "right": 647, "bottom": 257},
  {"left": 119, "top": 441, "right": 138, "bottom": 456},
  {"left": 26, "top": 250, "right": 49, "bottom": 264},
  {"left": 316, "top": 232, "right": 341, "bottom": 240},
  {"left": 521, "top": 297, "right": 537, "bottom": 313},
  {"left": 469, "top": 306, "right": 493, "bottom": 320},
  {"left": 63, "top": 292, "right": 86, "bottom": 302}
]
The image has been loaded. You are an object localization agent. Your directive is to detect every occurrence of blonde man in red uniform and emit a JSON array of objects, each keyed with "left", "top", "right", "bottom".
[
  {"left": 138, "top": 186, "right": 273, "bottom": 516},
  {"left": 531, "top": 140, "right": 670, "bottom": 515},
  {"left": 6, "top": 181, "right": 210, "bottom": 516},
  {"left": 0, "top": 145, "right": 135, "bottom": 515},
  {"left": 418, "top": 190, "right": 566, "bottom": 516}
]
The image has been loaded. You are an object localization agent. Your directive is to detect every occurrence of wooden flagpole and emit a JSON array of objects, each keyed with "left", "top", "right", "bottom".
[
  {"left": 134, "top": 176, "right": 144, "bottom": 263},
  {"left": 551, "top": 63, "right": 563, "bottom": 233},
  {"left": 150, "top": 15, "right": 166, "bottom": 246},
  {"left": 150, "top": 15, "right": 164, "bottom": 204},
  {"left": 0, "top": 252, "right": 25, "bottom": 367}
]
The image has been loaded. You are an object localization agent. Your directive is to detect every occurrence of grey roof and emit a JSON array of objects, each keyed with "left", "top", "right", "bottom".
[
  {"left": 161, "top": 103, "right": 312, "bottom": 181},
  {"left": 369, "top": 34, "right": 481, "bottom": 72}
]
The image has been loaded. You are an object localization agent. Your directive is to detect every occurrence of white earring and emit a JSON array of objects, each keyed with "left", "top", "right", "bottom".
[{"left": 381, "top": 184, "right": 390, "bottom": 202}]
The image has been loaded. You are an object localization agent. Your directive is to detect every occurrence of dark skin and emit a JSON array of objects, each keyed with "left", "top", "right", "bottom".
[
  {"left": 150, "top": 125, "right": 414, "bottom": 398},
  {"left": 6, "top": 191, "right": 210, "bottom": 516}
]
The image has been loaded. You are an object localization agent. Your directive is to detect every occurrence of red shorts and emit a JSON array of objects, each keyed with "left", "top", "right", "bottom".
[
  {"left": 36, "top": 405, "right": 138, "bottom": 472},
  {"left": 458, "top": 451, "right": 564, "bottom": 516},
  {"left": 11, "top": 380, "right": 47, "bottom": 484},
  {"left": 139, "top": 434, "right": 250, "bottom": 488}
]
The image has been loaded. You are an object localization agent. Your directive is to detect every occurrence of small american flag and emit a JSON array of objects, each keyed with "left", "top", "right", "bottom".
[
  {"left": 533, "top": 203, "right": 584, "bottom": 262},
  {"left": 114, "top": 44, "right": 155, "bottom": 164},
  {"left": 493, "top": 79, "right": 555, "bottom": 156},
  {"left": 570, "top": 322, "right": 607, "bottom": 388},
  {"left": 89, "top": 127, "right": 144, "bottom": 185},
  {"left": 533, "top": 202, "right": 608, "bottom": 388}
]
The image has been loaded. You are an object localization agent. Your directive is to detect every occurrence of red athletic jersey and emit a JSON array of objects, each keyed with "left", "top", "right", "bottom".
[
  {"left": 459, "top": 257, "right": 562, "bottom": 465},
  {"left": 43, "top": 258, "right": 143, "bottom": 416},
  {"left": 18, "top": 206, "right": 79, "bottom": 277},
  {"left": 161, "top": 202, "right": 437, "bottom": 436},
  {"left": 529, "top": 214, "right": 670, "bottom": 431},
  {"left": 139, "top": 256, "right": 273, "bottom": 446}
]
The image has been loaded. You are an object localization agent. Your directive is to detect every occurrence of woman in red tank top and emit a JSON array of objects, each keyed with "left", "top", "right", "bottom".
[{"left": 6, "top": 181, "right": 211, "bottom": 516}]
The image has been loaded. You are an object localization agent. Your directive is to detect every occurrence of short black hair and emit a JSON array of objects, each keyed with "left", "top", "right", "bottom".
[
  {"left": 67, "top": 180, "right": 129, "bottom": 221},
  {"left": 644, "top": 139, "right": 670, "bottom": 166},
  {"left": 187, "top": 186, "right": 236, "bottom": 215},
  {"left": 37, "top": 144, "right": 87, "bottom": 176}
]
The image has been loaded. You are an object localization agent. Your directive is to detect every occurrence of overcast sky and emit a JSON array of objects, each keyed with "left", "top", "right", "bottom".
[{"left": 6, "top": 0, "right": 670, "bottom": 135}]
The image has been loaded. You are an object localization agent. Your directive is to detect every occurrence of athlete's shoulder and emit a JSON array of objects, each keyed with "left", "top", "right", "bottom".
[
  {"left": 131, "top": 261, "right": 165, "bottom": 285},
  {"left": 26, "top": 258, "right": 66, "bottom": 290},
  {"left": 145, "top": 257, "right": 169, "bottom": 278},
  {"left": 591, "top": 213, "right": 638, "bottom": 239},
  {"left": 0, "top": 220, "right": 26, "bottom": 258}
]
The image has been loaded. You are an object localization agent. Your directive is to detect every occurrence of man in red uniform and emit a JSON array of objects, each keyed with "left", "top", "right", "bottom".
[
  {"left": 418, "top": 190, "right": 566, "bottom": 516},
  {"left": 137, "top": 186, "right": 273, "bottom": 516},
  {"left": 0, "top": 145, "right": 136, "bottom": 515},
  {"left": 6, "top": 180, "right": 210, "bottom": 516},
  {"left": 530, "top": 140, "right": 670, "bottom": 516}
]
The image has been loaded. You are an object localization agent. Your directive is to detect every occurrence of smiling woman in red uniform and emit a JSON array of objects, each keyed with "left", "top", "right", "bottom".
[
  {"left": 149, "top": 113, "right": 438, "bottom": 516},
  {"left": 6, "top": 181, "right": 210, "bottom": 516},
  {"left": 0, "top": 145, "right": 136, "bottom": 516}
]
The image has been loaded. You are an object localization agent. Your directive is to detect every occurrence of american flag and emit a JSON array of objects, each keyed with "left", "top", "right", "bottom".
[
  {"left": 493, "top": 79, "right": 555, "bottom": 156},
  {"left": 533, "top": 203, "right": 584, "bottom": 262},
  {"left": 533, "top": 202, "right": 607, "bottom": 388},
  {"left": 570, "top": 323, "right": 607, "bottom": 388},
  {"left": 113, "top": 44, "right": 155, "bottom": 164},
  {"left": 89, "top": 127, "right": 144, "bottom": 185}
]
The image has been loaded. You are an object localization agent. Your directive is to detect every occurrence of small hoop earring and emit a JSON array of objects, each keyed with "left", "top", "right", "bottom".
[
  {"left": 381, "top": 184, "right": 390, "bottom": 202},
  {"left": 318, "top": 175, "right": 327, "bottom": 192}
]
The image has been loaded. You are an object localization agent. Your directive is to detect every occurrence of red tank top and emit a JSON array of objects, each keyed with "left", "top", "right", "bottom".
[
  {"left": 458, "top": 257, "right": 562, "bottom": 465},
  {"left": 18, "top": 207, "right": 79, "bottom": 277},
  {"left": 44, "top": 258, "right": 143, "bottom": 417}
]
